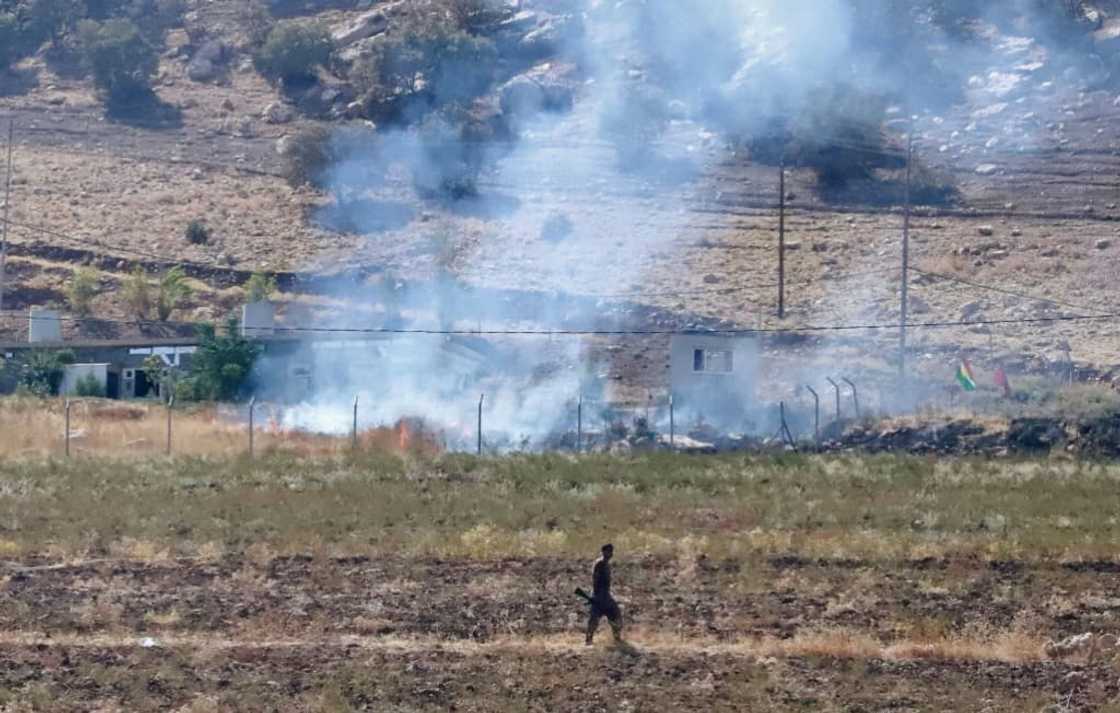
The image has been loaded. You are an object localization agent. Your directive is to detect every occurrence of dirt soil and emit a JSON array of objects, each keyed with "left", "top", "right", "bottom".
[{"left": 2, "top": 554, "right": 1119, "bottom": 710}]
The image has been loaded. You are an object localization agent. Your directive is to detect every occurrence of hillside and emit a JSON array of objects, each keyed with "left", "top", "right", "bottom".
[{"left": 2, "top": 0, "right": 1120, "bottom": 405}]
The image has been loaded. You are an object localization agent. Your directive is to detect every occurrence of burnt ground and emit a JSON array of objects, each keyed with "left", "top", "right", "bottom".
[{"left": 2, "top": 554, "right": 1119, "bottom": 710}]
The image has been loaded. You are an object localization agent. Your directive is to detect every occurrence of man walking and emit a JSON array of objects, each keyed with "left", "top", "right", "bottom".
[{"left": 578, "top": 543, "right": 623, "bottom": 645}]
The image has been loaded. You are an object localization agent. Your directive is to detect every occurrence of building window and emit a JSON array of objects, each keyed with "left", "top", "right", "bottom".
[{"left": 693, "top": 348, "right": 733, "bottom": 373}]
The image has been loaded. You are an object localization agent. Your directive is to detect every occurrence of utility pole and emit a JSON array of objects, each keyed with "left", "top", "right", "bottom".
[
  {"left": 777, "top": 155, "right": 786, "bottom": 319},
  {"left": 899, "top": 120, "right": 914, "bottom": 384},
  {"left": 0, "top": 120, "right": 13, "bottom": 315}
]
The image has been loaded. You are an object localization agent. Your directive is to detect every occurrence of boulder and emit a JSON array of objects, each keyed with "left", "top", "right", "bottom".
[
  {"left": 497, "top": 11, "right": 583, "bottom": 61},
  {"left": 498, "top": 67, "right": 576, "bottom": 117},
  {"left": 187, "top": 39, "right": 227, "bottom": 82},
  {"left": 961, "top": 301, "right": 984, "bottom": 320},
  {"left": 1094, "top": 17, "right": 1120, "bottom": 53},
  {"left": 908, "top": 296, "right": 931, "bottom": 315},
  {"left": 263, "top": 102, "right": 294, "bottom": 124},
  {"left": 332, "top": 7, "right": 392, "bottom": 46},
  {"left": 975, "top": 163, "right": 999, "bottom": 176},
  {"left": 977, "top": 225, "right": 994, "bottom": 237}
]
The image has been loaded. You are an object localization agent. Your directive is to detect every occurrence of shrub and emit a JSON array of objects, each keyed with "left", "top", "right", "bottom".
[
  {"left": 76, "top": 18, "right": 158, "bottom": 106},
  {"left": 540, "top": 213, "right": 573, "bottom": 243},
  {"left": 0, "top": 13, "right": 23, "bottom": 69},
  {"left": 184, "top": 219, "right": 210, "bottom": 245},
  {"left": 254, "top": 20, "right": 332, "bottom": 83},
  {"left": 122, "top": 265, "right": 153, "bottom": 319},
  {"left": 18, "top": 349, "right": 75, "bottom": 396},
  {"left": 65, "top": 266, "right": 99, "bottom": 317},
  {"left": 281, "top": 125, "right": 335, "bottom": 187},
  {"left": 74, "top": 372, "right": 106, "bottom": 397},
  {"left": 28, "top": 0, "right": 80, "bottom": 46},
  {"left": 186, "top": 317, "right": 261, "bottom": 401},
  {"left": 156, "top": 265, "right": 191, "bottom": 321},
  {"left": 244, "top": 272, "right": 277, "bottom": 303},
  {"left": 359, "top": 26, "right": 496, "bottom": 107}
]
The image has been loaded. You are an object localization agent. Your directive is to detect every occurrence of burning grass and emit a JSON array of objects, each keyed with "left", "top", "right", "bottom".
[{"left": 0, "top": 396, "right": 441, "bottom": 459}]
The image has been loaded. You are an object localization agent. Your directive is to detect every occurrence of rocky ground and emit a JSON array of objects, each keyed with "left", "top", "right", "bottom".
[{"left": 2, "top": 0, "right": 1120, "bottom": 404}]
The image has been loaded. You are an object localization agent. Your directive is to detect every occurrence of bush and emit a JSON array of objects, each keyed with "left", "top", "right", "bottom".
[
  {"left": 540, "top": 213, "right": 573, "bottom": 243},
  {"left": 254, "top": 20, "right": 332, "bottom": 83},
  {"left": 28, "top": 0, "right": 80, "bottom": 46},
  {"left": 74, "top": 372, "right": 106, "bottom": 397},
  {"left": 18, "top": 349, "right": 75, "bottom": 396},
  {"left": 123, "top": 265, "right": 153, "bottom": 319},
  {"left": 186, "top": 317, "right": 261, "bottom": 401},
  {"left": 156, "top": 265, "right": 191, "bottom": 321},
  {"left": 244, "top": 272, "right": 277, "bottom": 303},
  {"left": 77, "top": 18, "right": 158, "bottom": 106},
  {"left": 281, "top": 125, "right": 335, "bottom": 187},
  {"left": 184, "top": 219, "right": 210, "bottom": 245},
  {"left": 65, "top": 266, "right": 99, "bottom": 317},
  {"left": 359, "top": 26, "right": 496, "bottom": 108},
  {"left": 0, "top": 13, "right": 24, "bottom": 69}
]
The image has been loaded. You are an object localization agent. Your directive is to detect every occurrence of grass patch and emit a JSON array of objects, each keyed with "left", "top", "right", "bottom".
[{"left": 1, "top": 451, "right": 1119, "bottom": 562}]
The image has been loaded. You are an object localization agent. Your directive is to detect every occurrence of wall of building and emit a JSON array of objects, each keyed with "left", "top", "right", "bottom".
[{"left": 669, "top": 334, "right": 759, "bottom": 427}]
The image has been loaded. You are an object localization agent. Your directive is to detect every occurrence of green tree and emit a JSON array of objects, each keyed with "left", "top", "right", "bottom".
[
  {"left": 361, "top": 28, "right": 495, "bottom": 105},
  {"left": 18, "top": 349, "right": 75, "bottom": 396},
  {"left": 28, "top": 0, "right": 79, "bottom": 46},
  {"left": 77, "top": 18, "right": 158, "bottom": 106},
  {"left": 281, "top": 125, "right": 335, "bottom": 187},
  {"left": 187, "top": 317, "right": 261, "bottom": 401},
  {"left": 156, "top": 265, "right": 191, "bottom": 321},
  {"left": 122, "top": 265, "right": 153, "bottom": 319},
  {"left": 65, "top": 266, "right": 99, "bottom": 317},
  {"left": 244, "top": 272, "right": 277, "bottom": 303},
  {"left": 0, "top": 13, "right": 23, "bottom": 69},
  {"left": 74, "top": 372, "right": 106, "bottom": 397},
  {"left": 254, "top": 20, "right": 332, "bottom": 83}
]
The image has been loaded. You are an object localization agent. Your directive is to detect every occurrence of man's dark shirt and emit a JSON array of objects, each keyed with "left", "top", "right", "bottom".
[{"left": 592, "top": 556, "right": 612, "bottom": 601}]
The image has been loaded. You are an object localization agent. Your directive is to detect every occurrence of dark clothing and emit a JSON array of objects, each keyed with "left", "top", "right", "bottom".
[
  {"left": 592, "top": 557, "right": 612, "bottom": 599},
  {"left": 586, "top": 555, "right": 622, "bottom": 643}
]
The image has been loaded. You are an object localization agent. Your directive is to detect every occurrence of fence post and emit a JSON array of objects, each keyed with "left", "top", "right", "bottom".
[
  {"left": 576, "top": 393, "right": 582, "bottom": 454},
  {"left": 352, "top": 394, "right": 359, "bottom": 451},
  {"left": 779, "top": 401, "right": 796, "bottom": 449},
  {"left": 166, "top": 395, "right": 174, "bottom": 456},
  {"left": 669, "top": 394, "right": 675, "bottom": 449},
  {"left": 826, "top": 377, "right": 842, "bottom": 422},
  {"left": 248, "top": 396, "right": 256, "bottom": 459},
  {"left": 842, "top": 378, "right": 861, "bottom": 418},
  {"left": 477, "top": 393, "right": 485, "bottom": 455},
  {"left": 64, "top": 399, "right": 71, "bottom": 458},
  {"left": 805, "top": 386, "right": 820, "bottom": 446}
]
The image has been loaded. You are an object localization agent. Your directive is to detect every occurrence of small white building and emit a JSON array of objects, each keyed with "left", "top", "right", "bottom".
[{"left": 669, "top": 334, "right": 758, "bottom": 425}]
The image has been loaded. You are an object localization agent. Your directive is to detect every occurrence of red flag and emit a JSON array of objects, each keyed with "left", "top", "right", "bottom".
[{"left": 994, "top": 367, "right": 1012, "bottom": 398}]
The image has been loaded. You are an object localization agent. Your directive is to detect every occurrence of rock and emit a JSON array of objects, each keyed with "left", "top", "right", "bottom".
[
  {"left": 499, "top": 68, "right": 575, "bottom": 117},
  {"left": 332, "top": 6, "right": 392, "bottom": 46},
  {"left": 275, "top": 136, "right": 291, "bottom": 156},
  {"left": 908, "top": 296, "right": 931, "bottom": 315},
  {"left": 187, "top": 39, "right": 227, "bottom": 82},
  {"left": 220, "top": 97, "right": 235, "bottom": 112},
  {"left": 502, "top": 12, "right": 583, "bottom": 61},
  {"left": 975, "top": 164, "right": 999, "bottom": 176},
  {"left": 1040, "top": 246, "right": 1060, "bottom": 257},
  {"left": 1010, "top": 229, "right": 1022, "bottom": 237},
  {"left": 187, "top": 58, "right": 216, "bottom": 82},
  {"left": 977, "top": 225, "right": 995, "bottom": 237},
  {"left": 961, "top": 301, "right": 984, "bottom": 320},
  {"left": 45, "top": 94, "right": 66, "bottom": 106},
  {"left": 702, "top": 274, "right": 721, "bottom": 285},
  {"left": 263, "top": 102, "right": 294, "bottom": 124},
  {"left": 784, "top": 241, "right": 801, "bottom": 251},
  {"left": 1094, "top": 17, "right": 1120, "bottom": 53},
  {"left": 1096, "top": 239, "right": 1112, "bottom": 250}
]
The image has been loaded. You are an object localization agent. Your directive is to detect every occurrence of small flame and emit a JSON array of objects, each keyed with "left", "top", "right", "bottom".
[{"left": 398, "top": 420, "right": 411, "bottom": 452}]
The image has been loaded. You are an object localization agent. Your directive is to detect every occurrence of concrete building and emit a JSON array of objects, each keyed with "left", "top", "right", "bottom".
[{"left": 669, "top": 333, "right": 759, "bottom": 425}]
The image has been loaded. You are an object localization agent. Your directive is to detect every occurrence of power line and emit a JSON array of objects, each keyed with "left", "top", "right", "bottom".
[
  {"left": 597, "top": 268, "right": 897, "bottom": 299},
  {"left": 0, "top": 309, "right": 1116, "bottom": 339},
  {"left": 911, "top": 267, "right": 1105, "bottom": 314}
]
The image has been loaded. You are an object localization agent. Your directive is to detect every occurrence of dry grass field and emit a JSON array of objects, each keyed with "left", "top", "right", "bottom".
[{"left": 1, "top": 437, "right": 1120, "bottom": 709}]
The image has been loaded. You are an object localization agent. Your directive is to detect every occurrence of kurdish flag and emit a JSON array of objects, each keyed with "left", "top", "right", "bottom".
[{"left": 956, "top": 360, "right": 977, "bottom": 392}]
